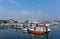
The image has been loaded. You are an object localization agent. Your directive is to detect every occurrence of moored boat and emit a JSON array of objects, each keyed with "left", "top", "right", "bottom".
[
  {"left": 28, "top": 30, "right": 45, "bottom": 36},
  {"left": 28, "top": 23, "right": 51, "bottom": 36}
]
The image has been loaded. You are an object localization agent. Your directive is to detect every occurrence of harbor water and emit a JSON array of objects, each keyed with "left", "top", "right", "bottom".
[{"left": 0, "top": 24, "right": 60, "bottom": 39}]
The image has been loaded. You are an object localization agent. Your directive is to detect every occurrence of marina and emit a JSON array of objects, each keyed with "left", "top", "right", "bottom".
[
  {"left": 0, "top": 0, "right": 60, "bottom": 39},
  {"left": 0, "top": 20, "right": 59, "bottom": 39},
  {"left": 0, "top": 23, "right": 60, "bottom": 39}
]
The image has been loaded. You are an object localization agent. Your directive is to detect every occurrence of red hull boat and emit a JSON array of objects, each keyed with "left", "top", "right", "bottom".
[{"left": 29, "top": 30, "right": 45, "bottom": 36}]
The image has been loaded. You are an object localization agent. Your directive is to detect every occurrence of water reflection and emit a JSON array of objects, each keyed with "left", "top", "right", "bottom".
[{"left": 0, "top": 24, "right": 60, "bottom": 39}]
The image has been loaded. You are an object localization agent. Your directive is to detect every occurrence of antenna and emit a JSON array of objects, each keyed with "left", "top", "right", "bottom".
[{"left": 38, "top": 2, "right": 40, "bottom": 21}]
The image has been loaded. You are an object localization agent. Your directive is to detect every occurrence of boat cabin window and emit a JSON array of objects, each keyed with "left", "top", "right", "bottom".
[
  {"left": 3, "top": 21, "right": 7, "bottom": 23},
  {"left": 36, "top": 24, "right": 38, "bottom": 27},
  {"left": 23, "top": 24, "right": 27, "bottom": 28}
]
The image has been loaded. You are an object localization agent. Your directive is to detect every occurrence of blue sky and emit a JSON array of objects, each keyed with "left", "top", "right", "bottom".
[{"left": 0, "top": 0, "right": 60, "bottom": 21}]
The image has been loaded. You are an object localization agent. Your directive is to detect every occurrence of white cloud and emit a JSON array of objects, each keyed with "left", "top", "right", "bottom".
[
  {"left": 8, "top": 0, "right": 21, "bottom": 6},
  {"left": 0, "top": 7, "right": 35, "bottom": 16}
]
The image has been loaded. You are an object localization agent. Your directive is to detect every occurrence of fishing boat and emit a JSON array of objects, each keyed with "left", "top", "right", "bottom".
[{"left": 28, "top": 23, "right": 51, "bottom": 36}]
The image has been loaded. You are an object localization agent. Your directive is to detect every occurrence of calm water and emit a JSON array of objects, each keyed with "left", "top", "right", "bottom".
[{"left": 0, "top": 25, "right": 60, "bottom": 39}]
